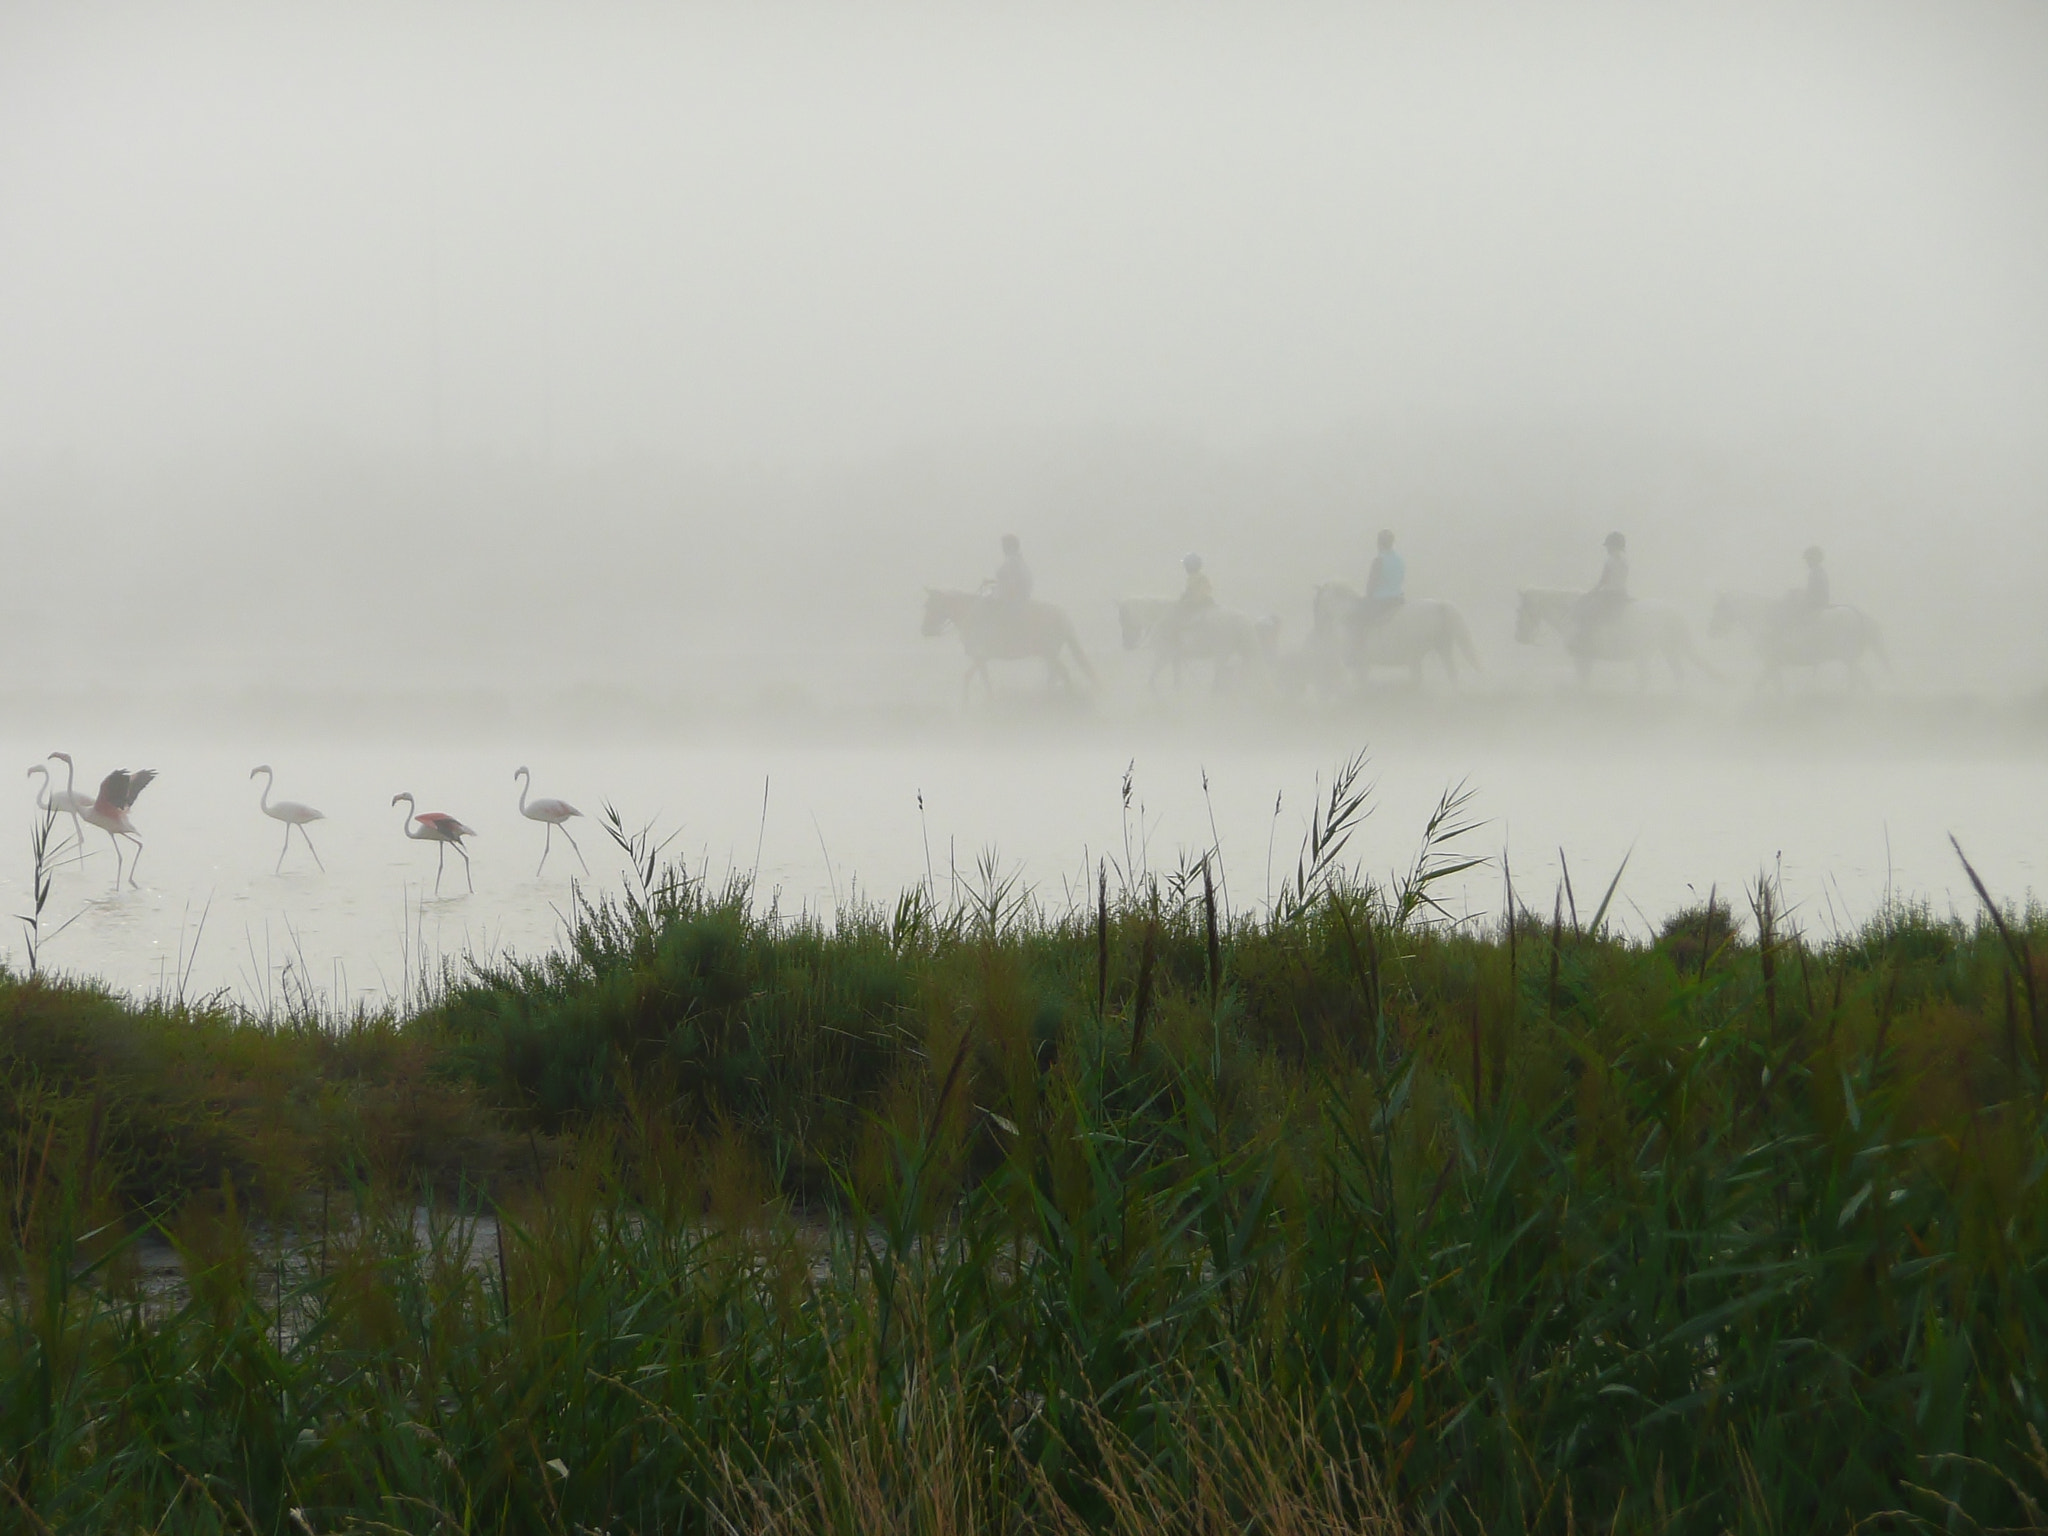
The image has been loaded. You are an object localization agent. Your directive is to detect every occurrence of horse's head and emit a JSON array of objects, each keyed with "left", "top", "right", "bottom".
[{"left": 920, "top": 588, "right": 952, "bottom": 637}]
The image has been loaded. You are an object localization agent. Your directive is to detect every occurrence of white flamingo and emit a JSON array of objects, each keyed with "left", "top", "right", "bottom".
[
  {"left": 50, "top": 753, "right": 155, "bottom": 889},
  {"left": 249, "top": 765, "right": 326, "bottom": 874},
  {"left": 514, "top": 766, "right": 588, "bottom": 876},
  {"left": 392, "top": 792, "right": 475, "bottom": 894},
  {"left": 26, "top": 761, "right": 93, "bottom": 859}
]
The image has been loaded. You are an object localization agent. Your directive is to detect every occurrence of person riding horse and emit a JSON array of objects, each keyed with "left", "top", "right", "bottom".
[
  {"left": 1779, "top": 544, "right": 1829, "bottom": 625},
  {"left": 1166, "top": 553, "right": 1216, "bottom": 649},
  {"left": 988, "top": 534, "right": 1033, "bottom": 606},
  {"left": 1573, "top": 531, "right": 1631, "bottom": 648},
  {"left": 1361, "top": 529, "right": 1405, "bottom": 628},
  {"left": 984, "top": 534, "right": 1034, "bottom": 645}
]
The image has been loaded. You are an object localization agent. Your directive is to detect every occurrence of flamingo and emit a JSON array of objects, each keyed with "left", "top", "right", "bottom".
[
  {"left": 26, "top": 761, "right": 93, "bottom": 859},
  {"left": 50, "top": 752, "right": 155, "bottom": 889},
  {"left": 249, "top": 765, "right": 326, "bottom": 874},
  {"left": 392, "top": 792, "right": 475, "bottom": 894},
  {"left": 514, "top": 766, "right": 588, "bottom": 875}
]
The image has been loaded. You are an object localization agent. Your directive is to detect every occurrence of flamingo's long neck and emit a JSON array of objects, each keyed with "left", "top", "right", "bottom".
[
  {"left": 28, "top": 767, "right": 49, "bottom": 811},
  {"left": 57, "top": 756, "right": 76, "bottom": 802},
  {"left": 516, "top": 771, "right": 530, "bottom": 816},
  {"left": 399, "top": 798, "right": 421, "bottom": 839},
  {"left": 255, "top": 770, "right": 273, "bottom": 814}
]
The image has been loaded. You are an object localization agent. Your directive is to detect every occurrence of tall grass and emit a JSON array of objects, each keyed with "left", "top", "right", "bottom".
[{"left": 4, "top": 786, "right": 2048, "bottom": 1531}]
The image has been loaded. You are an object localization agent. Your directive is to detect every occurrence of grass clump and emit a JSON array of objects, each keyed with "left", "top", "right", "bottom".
[{"left": 5, "top": 776, "right": 2048, "bottom": 1531}]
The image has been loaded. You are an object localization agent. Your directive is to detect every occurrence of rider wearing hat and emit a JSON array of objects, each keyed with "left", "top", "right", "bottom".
[
  {"left": 1574, "top": 531, "right": 1631, "bottom": 644},
  {"left": 1362, "top": 529, "right": 1405, "bottom": 627}
]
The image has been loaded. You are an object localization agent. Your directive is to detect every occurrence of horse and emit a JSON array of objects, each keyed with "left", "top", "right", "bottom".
[
  {"left": 1515, "top": 588, "right": 1716, "bottom": 687},
  {"left": 1708, "top": 592, "right": 1889, "bottom": 690},
  {"left": 921, "top": 589, "right": 1096, "bottom": 703},
  {"left": 1309, "top": 583, "right": 1483, "bottom": 687},
  {"left": 1117, "top": 597, "right": 1275, "bottom": 691}
]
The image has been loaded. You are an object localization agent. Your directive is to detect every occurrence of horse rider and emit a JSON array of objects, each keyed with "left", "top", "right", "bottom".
[
  {"left": 988, "top": 533, "right": 1033, "bottom": 607},
  {"left": 1167, "top": 552, "right": 1216, "bottom": 648},
  {"left": 1792, "top": 544, "right": 1829, "bottom": 613},
  {"left": 1573, "top": 531, "right": 1631, "bottom": 646},
  {"left": 1361, "top": 528, "right": 1405, "bottom": 627}
]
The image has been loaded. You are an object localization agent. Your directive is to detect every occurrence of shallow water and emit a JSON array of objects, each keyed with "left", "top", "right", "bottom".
[{"left": 4, "top": 703, "right": 2042, "bottom": 1008}]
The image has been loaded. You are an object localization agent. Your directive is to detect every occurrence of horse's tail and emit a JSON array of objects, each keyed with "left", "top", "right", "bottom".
[
  {"left": 1063, "top": 618, "right": 1098, "bottom": 687},
  {"left": 1676, "top": 621, "right": 1724, "bottom": 684},
  {"left": 1449, "top": 607, "right": 1483, "bottom": 671},
  {"left": 1859, "top": 613, "right": 1892, "bottom": 675}
]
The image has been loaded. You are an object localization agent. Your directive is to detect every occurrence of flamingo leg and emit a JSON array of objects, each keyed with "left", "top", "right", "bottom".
[
  {"left": 126, "top": 833, "right": 143, "bottom": 889},
  {"left": 559, "top": 823, "right": 589, "bottom": 875},
  {"left": 300, "top": 824, "right": 325, "bottom": 872},
  {"left": 277, "top": 821, "right": 292, "bottom": 875},
  {"left": 106, "top": 829, "right": 125, "bottom": 889},
  {"left": 435, "top": 841, "right": 447, "bottom": 895},
  {"left": 455, "top": 841, "right": 473, "bottom": 893},
  {"left": 536, "top": 823, "right": 552, "bottom": 877}
]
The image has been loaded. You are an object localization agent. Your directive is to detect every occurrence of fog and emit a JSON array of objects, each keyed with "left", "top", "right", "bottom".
[{"left": 1, "top": 3, "right": 2044, "bottom": 993}]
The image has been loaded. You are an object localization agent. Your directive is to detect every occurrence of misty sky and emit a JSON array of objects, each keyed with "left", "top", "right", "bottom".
[
  {"left": 1, "top": 2, "right": 2045, "bottom": 700},
  {"left": 4, "top": 1, "right": 2044, "bottom": 464}
]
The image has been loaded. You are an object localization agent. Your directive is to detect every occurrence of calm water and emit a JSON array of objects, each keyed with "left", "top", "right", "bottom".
[{"left": 4, "top": 716, "right": 2041, "bottom": 1008}]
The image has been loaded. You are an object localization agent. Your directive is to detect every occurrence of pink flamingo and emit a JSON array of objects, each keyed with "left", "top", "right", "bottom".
[
  {"left": 514, "top": 766, "right": 588, "bottom": 876},
  {"left": 50, "top": 752, "right": 155, "bottom": 889},
  {"left": 26, "top": 761, "right": 93, "bottom": 858},
  {"left": 250, "top": 765, "right": 326, "bottom": 874},
  {"left": 392, "top": 792, "right": 476, "bottom": 894}
]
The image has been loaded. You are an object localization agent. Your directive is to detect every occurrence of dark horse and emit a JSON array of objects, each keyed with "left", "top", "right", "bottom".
[{"left": 921, "top": 589, "right": 1096, "bottom": 703}]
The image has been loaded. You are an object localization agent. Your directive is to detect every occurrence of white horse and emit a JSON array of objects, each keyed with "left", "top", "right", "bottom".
[
  {"left": 1709, "top": 592, "right": 1888, "bottom": 690},
  {"left": 922, "top": 589, "right": 1096, "bottom": 704},
  {"left": 1117, "top": 597, "right": 1274, "bottom": 691},
  {"left": 1515, "top": 588, "right": 1716, "bottom": 687},
  {"left": 1309, "top": 583, "right": 1483, "bottom": 688}
]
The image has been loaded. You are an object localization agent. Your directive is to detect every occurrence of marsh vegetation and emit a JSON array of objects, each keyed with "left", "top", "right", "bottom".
[{"left": 4, "top": 783, "right": 2047, "bottom": 1532}]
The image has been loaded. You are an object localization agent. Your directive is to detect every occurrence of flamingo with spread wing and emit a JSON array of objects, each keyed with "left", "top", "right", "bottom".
[
  {"left": 392, "top": 792, "right": 476, "bottom": 894},
  {"left": 49, "top": 753, "right": 156, "bottom": 889}
]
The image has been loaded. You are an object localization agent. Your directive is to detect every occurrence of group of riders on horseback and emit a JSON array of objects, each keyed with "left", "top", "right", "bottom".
[{"left": 921, "top": 527, "right": 1884, "bottom": 701}]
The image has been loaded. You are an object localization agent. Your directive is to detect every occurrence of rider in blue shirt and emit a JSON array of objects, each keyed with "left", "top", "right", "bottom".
[{"left": 1363, "top": 529, "right": 1405, "bottom": 626}]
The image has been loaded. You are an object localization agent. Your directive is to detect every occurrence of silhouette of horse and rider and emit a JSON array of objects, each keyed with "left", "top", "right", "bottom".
[
  {"left": 920, "top": 535, "right": 1094, "bottom": 703},
  {"left": 922, "top": 527, "right": 1875, "bottom": 704}
]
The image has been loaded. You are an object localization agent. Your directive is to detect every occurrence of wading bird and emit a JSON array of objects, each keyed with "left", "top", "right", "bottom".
[
  {"left": 26, "top": 761, "right": 93, "bottom": 857},
  {"left": 50, "top": 753, "right": 155, "bottom": 889},
  {"left": 249, "top": 765, "right": 326, "bottom": 874},
  {"left": 392, "top": 792, "right": 475, "bottom": 894},
  {"left": 513, "top": 766, "right": 588, "bottom": 875}
]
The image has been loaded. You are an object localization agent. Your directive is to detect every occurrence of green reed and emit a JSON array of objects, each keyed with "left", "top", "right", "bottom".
[{"left": 4, "top": 789, "right": 2048, "bottom": 1532}]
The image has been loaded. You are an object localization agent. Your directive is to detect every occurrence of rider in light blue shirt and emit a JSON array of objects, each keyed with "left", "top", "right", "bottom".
[{"left": 1363, "top": 529, "right": 1405, "bottom": 625}]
